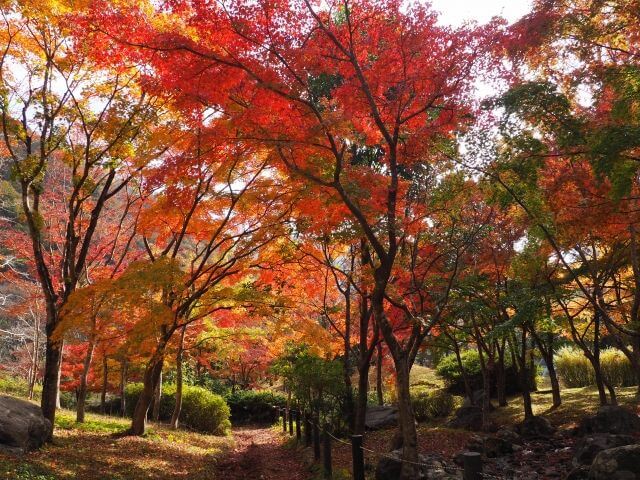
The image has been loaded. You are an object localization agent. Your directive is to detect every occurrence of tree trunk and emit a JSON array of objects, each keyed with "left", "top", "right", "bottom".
[
  {"left": 29, "top": 316, "right": 41, "bottom": 401},
  {"left": 545, "top": 353, "right": 561, "bottom": 408},
  {"left": 394, "top": 356, "right": 419, "bottom": 479},
  {"left": 496, "top": 346, "right": 507, "bottom": 407},
  {"left": 152, "top": 369, "right": 162, "bottom": 422},
  {"left": 376, "top": 342, "right": 384, "bottom": 406},
  {"left": 76, "top": 340, "right": 96, "bottom": 423},
  {"left": 453, "top": 342, "right": 473, "bottom": 405},
  {"left": 100, "top": 355, "right": 108, "bottom": 414},
  {"left": 170, "top": 326, "right": 186, "bottom": 429},
  {"left": 354, "top": 360, "right": 371, "bottom": 435},
  {"left": 41, "top": 324, "right": 62, "bottom": 437},
  {"left": 477, "top": 344, "right": 493, "bottom": 423},
  {"left": 120, "top": 359, "right": 128, "bottom": 417},
  {"left": 130, "top": 358, "right": 163, "bottom": 435}
]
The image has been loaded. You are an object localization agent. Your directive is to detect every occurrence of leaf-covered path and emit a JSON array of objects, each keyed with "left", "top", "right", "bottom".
[{"left": 215, "top": 427, "right": 311, "bottom": 480}]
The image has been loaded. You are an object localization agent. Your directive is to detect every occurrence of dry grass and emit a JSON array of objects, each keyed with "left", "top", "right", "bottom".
[{"left": 487, "top": 385, "right": 639, "bottom": 428}]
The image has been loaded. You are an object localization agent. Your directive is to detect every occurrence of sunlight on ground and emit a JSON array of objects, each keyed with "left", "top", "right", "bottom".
[{"left": 0, "top": 409, "right": 233, "bottom": 480}]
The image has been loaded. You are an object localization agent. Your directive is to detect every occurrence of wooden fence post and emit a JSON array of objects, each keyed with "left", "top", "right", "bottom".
[
  {"left": 351, "top": 435, "right": 365, "bottom": 480},
  {"left": 322, "top": 423, "right": 332, "bottom": 479},
  {"left": 463, "top": 451, "right": 482, "bottom": 480}
]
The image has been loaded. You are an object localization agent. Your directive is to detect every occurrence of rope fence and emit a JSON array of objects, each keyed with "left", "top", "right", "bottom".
[{"left": 272, "top": 406, "right": 518, "bottom": 480}]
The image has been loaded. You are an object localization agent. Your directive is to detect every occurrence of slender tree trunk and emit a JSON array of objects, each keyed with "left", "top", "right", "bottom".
[
  {"left": 376, "top": 342, "right": 384, "bottom": 406},
  {"left": 100, "top": 355, "right": 108, "bottom": 414},
  {"left": 496, "top": 345, "right": 507, "bottom": 407},
  {"left": 343, "top": 296, "right": 354, "bottom": 431},
  {"left": 120, "top": 359, "right": 128, "bottom": 417},
  {"left": 151, "top": 369, "right": 162, "bottom": 421},
  {"left": 546, "top": 354, "right": 561, "bottom": 408},
  {"left": 453, "top": 342, "right": 473, "bottom": 405},
  {"left": 29, "top": 316, "right": 41, "bottom": 400},
  {"left": 130, "top": 358, "right": 163, "bottom": 435},
  {"left": 170, "top": 326, "right": 186, "bottom": 429},
  {"left": 76, "top": 340, "right": 96, "bottom": 423},
  {"left": 354, "top": 353, "right": 374, "bottom": 435},
  {"left": 477, "top": 344, "right": 493, "bottom": 422}
]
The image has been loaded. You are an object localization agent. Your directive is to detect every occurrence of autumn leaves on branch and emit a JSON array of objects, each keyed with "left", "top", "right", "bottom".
[{"left": 1, "top": 1, "right": 640, "bottom": 479}]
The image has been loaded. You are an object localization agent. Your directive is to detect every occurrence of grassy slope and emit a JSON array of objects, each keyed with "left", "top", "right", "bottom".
[{"left": 0, "top": 409, "right": 232, "bottom": 480}]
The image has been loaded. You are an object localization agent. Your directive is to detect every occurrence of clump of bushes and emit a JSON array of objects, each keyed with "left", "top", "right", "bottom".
[
  {"left": 436, "top": 349, "right": 535, "bottom": 396},
  {"left": 0, "top": 375, "right": 41, "bottom": 399},
  {"left": 125, "top": 383, "right": 230, "bottom": 435},
  {"left": 225, "top": 390, "right": 286, "bottom": 424},
  {"left": 411, "top": 388, "right": 455, "bottom": 422},
  {"left": 555, "top": 346, "right": 637, "bottom": 388}
]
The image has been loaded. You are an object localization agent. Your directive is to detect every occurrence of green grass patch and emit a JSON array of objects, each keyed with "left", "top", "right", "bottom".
[{"left": 54, "top": 410, "right": 130, "bottom": 435}]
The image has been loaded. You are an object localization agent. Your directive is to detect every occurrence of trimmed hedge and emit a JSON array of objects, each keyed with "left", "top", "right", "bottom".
[
  {"left": 411, "top": 388, "right": 455, "bottom": 422},
  {"left": 555, "top": 346, "right": 637, "bottom": 388},
  {"left": 125, "top": 383, "right": 230, "bottom": 435},
  {"left": 225, "top": 390, "right": 287, "bottom": 424}
]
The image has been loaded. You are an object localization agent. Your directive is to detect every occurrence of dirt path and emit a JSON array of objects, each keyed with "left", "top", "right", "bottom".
[{"left": 215, "top": 427, "right": 312, "bottom": 480}]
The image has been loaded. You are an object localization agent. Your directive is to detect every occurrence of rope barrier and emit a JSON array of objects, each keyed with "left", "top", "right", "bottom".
[{"left": 278, "top": 409, "right": 523, "bottom": 479}]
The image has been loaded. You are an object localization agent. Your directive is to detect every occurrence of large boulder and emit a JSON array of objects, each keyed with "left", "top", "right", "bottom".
[
  {"left": 0, "top": 395, "right": 51, "bottom": 453},
  {"left": 447, "top": 406, "right": 483, "bottom": 431},
  {"left": 578, "top": 406, "right": 640, "bottom": 436},
  {"left": 516, "top": 416, "right": 555, "bottom": 439},
  {"left": 365, "top": 406, "right": 398, "bottom": 430},
  {"left": 375, "top": 450, "right": 458, "bottom": 480},
  {"left": 589, "top": 444, "right": 640, "bottom": 479},
  {"left": 572, "top": 434, "right": 635, "bottom": 467}
]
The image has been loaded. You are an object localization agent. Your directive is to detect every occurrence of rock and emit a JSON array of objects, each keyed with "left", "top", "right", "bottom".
[
  {"left": 496, "top": 427, "right": 522, "bottom": 445},
  {"left": 516, "top": 416, "right": 555, "bottom": 439},
  {"left": 447, "top": 406, "right": 483, "bottom": 431},
  {"left": 483, "top": 435, "right": 514, "bottom": 458},
  {"left": 375, "top": 450, "right": 459, "bottom": 480},
  {"left": 564, "top": 466, "right": 589, "bottom": 480},
  {"left": 365, "top": 406, "right": 398, "bottom": 430},
  {"left": 0, "top": 395, "right": 51, "bottom": 453},
  {"left": 578, "top": 406, "right": 640, "bottom": 436},
  {"left": 464, "top": 435, "right": 484, "bottom": 453},
  {"left": 462, "top": 433, "right": 514, "bottom": 458},
  {"left": 572, "top": 434, "right": 635, "bottom": 467},
  {"left": 589, "top": 444, "right": 640, "bottom": 479},
  {"left": 462, "top": 390, "right": 495, "bottom": 411}
]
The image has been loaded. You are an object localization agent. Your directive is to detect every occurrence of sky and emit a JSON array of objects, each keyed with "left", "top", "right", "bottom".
[{"left": 430, "top": 0, "right": 532, "bottom": 26}]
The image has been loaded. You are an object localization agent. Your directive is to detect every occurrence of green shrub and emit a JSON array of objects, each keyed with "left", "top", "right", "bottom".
[
  {"left": 411, "top": 389, "right": 454, "bottom": 422},
  {"left": 0, "top": 375, "right": 41, "bottom": 399},
  {"left": 225, "top": 390, "right": 286, "bottom": 424},
  {"left": 435, "top": 349, "right": 534, "bottom": 396},
  {"left": 436, "top": 350, "right": 482, "bottom": 380},
  {"left": 180, "top": 386, "right": 230, "bottom": 435},
  {"left": 555, "top": 346, "right": 637, "bottom": 388},
  {"left": 124, "top": 382, "right": 230, "bottom": 434}
]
